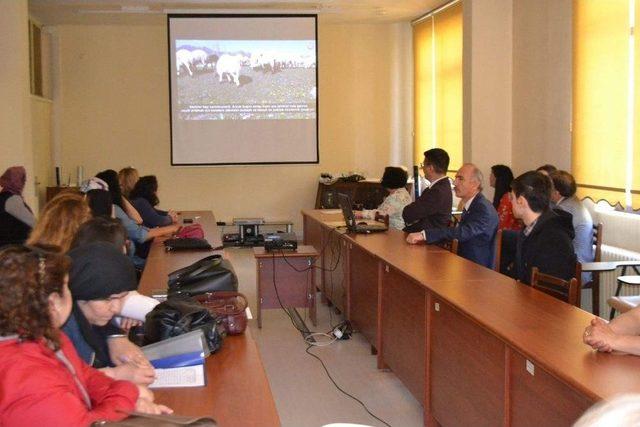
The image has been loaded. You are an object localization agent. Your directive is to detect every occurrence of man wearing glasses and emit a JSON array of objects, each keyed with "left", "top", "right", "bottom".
[{"left": 402, "top": 148, "right": 453, "bottom": 233}]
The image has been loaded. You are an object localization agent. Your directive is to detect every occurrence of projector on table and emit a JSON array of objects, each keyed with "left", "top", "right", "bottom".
[{"left": 264, "top": 233, "right": 298, "bottom": 252}]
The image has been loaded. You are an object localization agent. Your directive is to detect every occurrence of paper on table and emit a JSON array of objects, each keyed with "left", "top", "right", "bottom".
[
  {"left": 321, "top": 209, "right": 342, "bottom": 214},
  {"left": 120, "top": 291, "right": 160, "bottom": 321},
  {"left": 245, "top": 307, "right": 253, "bottom": 320},
  {"left": 150, "top": 364, "right": 205, "bottom": 389}
]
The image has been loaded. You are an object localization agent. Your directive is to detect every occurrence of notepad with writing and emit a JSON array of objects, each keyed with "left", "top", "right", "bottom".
[{"left": 149, "top": 364, "right": 206, "bottom": 389}]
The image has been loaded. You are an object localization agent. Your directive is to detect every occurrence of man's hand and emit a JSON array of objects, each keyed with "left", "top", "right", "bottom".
[
  {"left": 406, "top": 232, "right": 425, "bottom": 244},
  {"left": 584, "top": 317, "right": 618, "bottom": 353}
]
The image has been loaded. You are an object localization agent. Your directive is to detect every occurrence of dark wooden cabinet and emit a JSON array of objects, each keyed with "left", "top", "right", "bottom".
[
  {"left": 46, "top": 186, "right": 80, "bottom": 202},
  {"left": 315, "top": 181, "right": 391, "bottom": 210}
]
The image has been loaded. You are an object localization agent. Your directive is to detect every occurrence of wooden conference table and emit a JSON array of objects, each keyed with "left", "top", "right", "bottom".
[
  {"left": 303, "top": 209, "right": 640, "bottom": 427},
  {"left": 138, "top": 211, "right": 279, "bottom": 427}
]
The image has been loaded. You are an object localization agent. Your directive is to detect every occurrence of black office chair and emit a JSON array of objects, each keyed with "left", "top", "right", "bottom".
[{"left": 610, "top": 272, "right": 640, "bottom": 319}]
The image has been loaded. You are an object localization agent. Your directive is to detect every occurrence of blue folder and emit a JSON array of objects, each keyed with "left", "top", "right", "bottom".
[{"left": 150, "top": 351, "right": 205, "bottom": 369}]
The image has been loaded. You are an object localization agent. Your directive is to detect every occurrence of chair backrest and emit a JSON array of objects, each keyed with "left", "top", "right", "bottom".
[
  {"left": 493, "top": 229, "right": 503, "bottom": 272},
  {"left": 374, "top": 212, "right": 389, "bottom": 227},
  {"left": 593, "top": 222, "right": 603, "bottom": 263},
  {"left": 449, "top": 214, "right": 459, "bottom": 227},
  {"left": 575, "top": 261, "right": 583, "bottom": 288},
  {"left": 531, "top": 267, "right": 580, "bottom": 307}
]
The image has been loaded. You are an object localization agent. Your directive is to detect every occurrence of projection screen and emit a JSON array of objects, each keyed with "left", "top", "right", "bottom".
[{"left": 168, "top": 14, "right": 318, "bottom": 165}]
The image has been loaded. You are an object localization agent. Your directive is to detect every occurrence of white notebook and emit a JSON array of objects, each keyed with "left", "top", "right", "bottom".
[{"left": 149, "top": 364, "right": 206, "bottom": 389}]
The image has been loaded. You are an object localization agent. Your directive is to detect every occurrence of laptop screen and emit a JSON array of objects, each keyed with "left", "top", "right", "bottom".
[{"left": 337, "top": 193, "right": 356, "bottom": 230}]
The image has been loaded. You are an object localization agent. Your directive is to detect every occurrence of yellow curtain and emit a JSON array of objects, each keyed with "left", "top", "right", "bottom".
[
  {"left": 413, "top": 1, "right": 463, "bottom": 169},
  {"left": 413, "top": 17, "right": 435, "bottom": 162},
  {"left": 573, "top": 0, "right": 637, "bottom": 208},
  {"left": 434, "top": 2, "right": 463, "bottom": 171},
  {"left": 633, "top": 0, "right": 640, "bottom": 208}
]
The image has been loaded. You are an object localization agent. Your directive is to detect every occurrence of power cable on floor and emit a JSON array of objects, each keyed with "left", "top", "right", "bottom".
[
  {"left": 305, "top": 344, "right": 392, "bottom": 427},
  {"left": 269, "top": 249, "right": 391, "bottom": 427}
]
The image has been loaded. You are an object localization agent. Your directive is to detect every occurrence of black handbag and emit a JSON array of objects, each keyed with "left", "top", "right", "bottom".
[
  {"left": 143, "top": 297, "right": 225, "bottom": 353},
  {"left": 167, "top": 255, "right": 238, "bottom": 297}
]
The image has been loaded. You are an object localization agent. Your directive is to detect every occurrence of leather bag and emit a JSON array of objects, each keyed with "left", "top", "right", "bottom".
[
  {"left": 163, "top": 237, "right": 212, "bottom": 251},
  {"left": 144, "top": 297, "right": 225, "bottom": 353},
  {"left": 92, "top": 412, "right": 216, "bottom": 426},
  {"left": 167, "top": 255, "right": 238, "bottom": 297},
  {"left": 197, "top": 292, "right": 249, "bottom": 335},
  {"left": 177, "top": 224, "right": 205, "bottom": 239}
]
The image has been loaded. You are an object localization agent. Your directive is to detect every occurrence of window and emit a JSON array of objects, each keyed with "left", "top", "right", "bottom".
[
  {"left": 29, "top": 19, "right": 43, "bottom": 97},
  {"left": 412, "top": 0, "right": 463, "bottom": 170},
  {"left": 573, "top": 0, "right": 640, "bottom": 209}
]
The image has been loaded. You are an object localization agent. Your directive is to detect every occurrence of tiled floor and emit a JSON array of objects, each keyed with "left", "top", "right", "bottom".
[{"left": 226, "top": 248, "right": 423, "bottom": 427}]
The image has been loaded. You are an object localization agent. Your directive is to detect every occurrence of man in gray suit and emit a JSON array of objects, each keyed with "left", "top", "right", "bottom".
[{"left": 550, "top": 170, "right": 594, "bottom": 284}]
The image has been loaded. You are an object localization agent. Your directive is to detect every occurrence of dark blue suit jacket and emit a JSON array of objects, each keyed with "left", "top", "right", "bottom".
[{"left": 425, "top": 192, "right": 499, "bottom": 268}]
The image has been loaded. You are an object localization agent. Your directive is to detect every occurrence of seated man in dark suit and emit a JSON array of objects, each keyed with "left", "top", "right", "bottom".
[
  {"left": 402, "top": 148, "right": 453, "bottom": 233},
  {"left": 406, "top": 163, "right": 499, "bottom": 268},
  {"left": 509, "top": 171, "right": 576, "bottom": 285}
]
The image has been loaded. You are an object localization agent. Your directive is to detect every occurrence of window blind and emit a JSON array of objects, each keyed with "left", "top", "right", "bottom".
[
  {"left": 573, "top": 0, "right": 640, "bottom": 209},
  {"left": 413, "top": 1, "right": 463, "bottom": 169}
]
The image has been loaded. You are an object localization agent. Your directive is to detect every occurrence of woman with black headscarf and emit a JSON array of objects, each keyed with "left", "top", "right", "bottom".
[
  {"left": 61, "top": 241, "right": 155, "bottom": 385},
  {"left": 489, "top": 164, "right": 522, "bottom": 231}
]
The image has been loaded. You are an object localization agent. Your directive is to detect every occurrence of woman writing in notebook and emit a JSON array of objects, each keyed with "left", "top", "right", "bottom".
[{"left": 62, "top": 241, "right": 157, "bottom": 386}]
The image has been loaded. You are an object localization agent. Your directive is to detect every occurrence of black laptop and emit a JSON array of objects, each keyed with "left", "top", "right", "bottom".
[{"left": 337, "top": 193, "right": 388, "bottom": 234}]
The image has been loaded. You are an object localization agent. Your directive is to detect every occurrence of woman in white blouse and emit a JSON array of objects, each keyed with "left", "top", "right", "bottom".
[{"left": 356, "top": 166, "right": 412, "bottom": 230}]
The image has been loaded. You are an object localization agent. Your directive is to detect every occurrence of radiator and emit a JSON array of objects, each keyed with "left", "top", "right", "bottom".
[{"left": 597, "top": 245, "right": 640, "bottom": 315}]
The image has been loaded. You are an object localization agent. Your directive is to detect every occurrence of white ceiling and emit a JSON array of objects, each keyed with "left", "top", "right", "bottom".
[{"left": 29, "top": 0, "right": 443, "bottom": 25}]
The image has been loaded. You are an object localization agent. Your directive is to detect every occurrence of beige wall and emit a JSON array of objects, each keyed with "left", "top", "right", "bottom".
[
  {"left": 463, "top": 0, "right": 513, "bottom": 199},
  {"left": 31, "top": 96, "right": 53, "bottom": 210},
  {"left": 53, "top": 21, "right": 411, "bottom": 233},
  {"left": 462, "top": 0, "right": 572, "bottom": 187},
  {"left": 0, "top": 1, "right": 36, "bottom": 208},
  {"left": 512, "top": 0, "right": 572, "bottom": 175}
]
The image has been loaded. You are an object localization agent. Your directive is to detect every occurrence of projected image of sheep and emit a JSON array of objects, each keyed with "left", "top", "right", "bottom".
[{"left": 175, "top": 40, "right": 316, "bottom": 121}]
